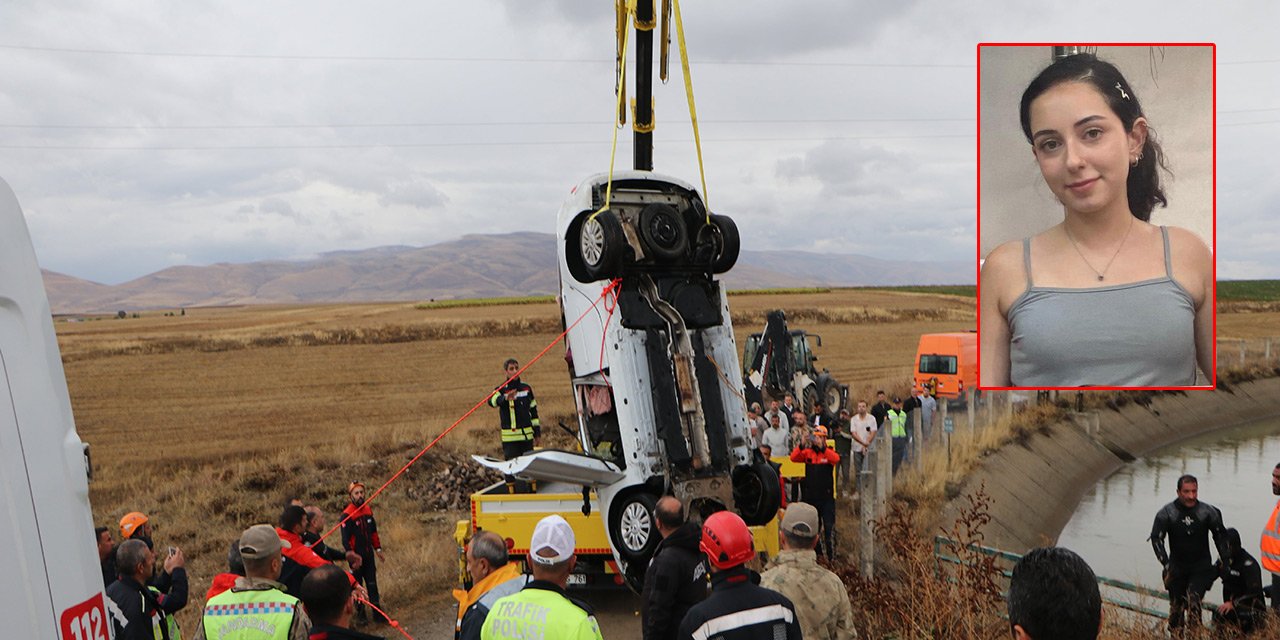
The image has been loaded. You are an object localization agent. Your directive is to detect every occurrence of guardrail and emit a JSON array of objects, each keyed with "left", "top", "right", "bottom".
[{"left": 932, "top": 536, "right": 1220, "bottom": 620}]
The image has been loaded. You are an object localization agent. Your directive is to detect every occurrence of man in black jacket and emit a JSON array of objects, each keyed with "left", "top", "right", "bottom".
[
  {"left": 106, "top": 539, "right": 186, "bottom": 640},
  {"left": 678, "top": 511, "right": 801, "bottom": 640},
  {"left": 1150, "top": 474, "right": 1229, "bottom": 634},
  {"left": 305, "top": 506, "right": 360, "bottom": 565},
  {"left": 642, "top": 496, "right": 708, "bottom": 640},
  {"left": 488, "top": 358, "right": 541, "bottom": 493}
]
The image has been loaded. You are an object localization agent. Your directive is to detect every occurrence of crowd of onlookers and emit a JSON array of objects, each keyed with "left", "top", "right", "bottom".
[
  {"left": 460, "top": 497, "right": 1118, "bottom": 640},
  {"left": 97, "top": 483, "right": 388, "bottom": 640}
]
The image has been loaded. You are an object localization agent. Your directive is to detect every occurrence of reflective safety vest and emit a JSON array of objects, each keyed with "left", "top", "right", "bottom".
[
  {"left": 147, "top": 587, "right": 181, "bottom": 640},
  {"left": 1261, "top": 499, "right": 1280, "bottom": 575},
  {"left": 201, "top": 587, "right": 300, "bottom": 640},
  {"left": 480, "top": 584, "right": 603, "bottom": 640},
  {"left": 489, "top": 382, "right": 539, "bottom": 443},
  {"left": 887, "top": 409, "right": 908, "bottom": 438}
]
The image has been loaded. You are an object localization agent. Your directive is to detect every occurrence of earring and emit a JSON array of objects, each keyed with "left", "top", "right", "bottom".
[{"left": 1131, "top": 151, "right": 1143, "bottom": 167}]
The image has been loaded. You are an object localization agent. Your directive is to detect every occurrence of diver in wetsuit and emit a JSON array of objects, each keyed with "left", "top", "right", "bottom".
[{"left": 1150, "top": 474, "right": 1230, "bottom": 635}]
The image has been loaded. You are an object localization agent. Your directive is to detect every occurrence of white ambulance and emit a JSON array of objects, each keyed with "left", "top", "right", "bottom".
[{"left": 0, "top": 177, "right": 109, "bottom": 639}]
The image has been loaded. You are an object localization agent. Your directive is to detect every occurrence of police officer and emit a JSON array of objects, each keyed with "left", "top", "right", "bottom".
[
  {"left": 678, "top": 511, "right": 801, "bottom": 640},
  {"left": 193, "top": 524, "right": 311, "bottom": 640},
  {"left": 488, "top": 358, "right": 541, "bottom": 493},
  {"left": 480, "top": 515, "right": 603, "bottom": 640},
  {"left": 1150, "top": 474, "right": 1229, "bottom": 634}
]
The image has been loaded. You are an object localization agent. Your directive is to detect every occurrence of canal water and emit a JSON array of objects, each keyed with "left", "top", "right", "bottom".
[{"left": 1058, "top": 414, "right": 1280, "bottom": 598}]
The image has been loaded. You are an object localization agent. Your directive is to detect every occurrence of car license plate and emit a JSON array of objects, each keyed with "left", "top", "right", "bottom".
[{"left": 566, "top": 574, "right": 586, "bottom": 586}]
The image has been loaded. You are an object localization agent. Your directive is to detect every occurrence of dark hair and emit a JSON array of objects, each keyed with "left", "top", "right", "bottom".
[
  {"left": 1177, "top": 474, "right": 1198, "bottom": 491},
  {"left": 504, "top": 358, "right": 519, "bottom": 369},
  {"left": 1019, "top": 53, "right": 1169, "bottom": 221},
  {"left": 655, "top": 496, "right": 685, "bottom": 530},
  {"left": 281, "top": 505, "right": 308, "bottom": 531},
  {"left": 94, "top": 526, "right": 109, "bottom": 540},
  {"left": 1008, "top": 547, "right": 1101, "bottom": 640},
  {"left": 299, "top": 564, "right": 352, "bottom": 624},
  {"left": 227, "top": 538, "right": 245, "bottom": 576}
]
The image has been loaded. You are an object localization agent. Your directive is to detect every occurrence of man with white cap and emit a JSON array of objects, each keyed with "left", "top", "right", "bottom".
[
  {"left": 480, "top": 515, "right": 604, "bottom": 640},
  {"left": 760, "top": 503, "right": 857, "bottom": 640},
  {"left": 193, "top": 524, "right": 312, "bottom": 640}
]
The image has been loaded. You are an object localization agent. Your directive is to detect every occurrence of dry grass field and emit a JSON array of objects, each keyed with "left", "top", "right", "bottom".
[{"left": 60, "top": 288, "right": 1277, "bottom": 636}]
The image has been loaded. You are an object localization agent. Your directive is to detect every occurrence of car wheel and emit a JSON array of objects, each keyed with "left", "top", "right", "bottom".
[
  {"left": 609, "top": 491, "right": 660, "bottom": 562},
  {"left": 571, "top": 210, "right": 626, "bottom": 282},
  {"left": 708, "top": 214, "right": 740, "bottom": 273},
  {"left": 638, "top": 203, "right": 688, "bottom": 261},
  {"left": 802, "top": 384, "right": 818, "bottom": 415},
  {"left": 733, "top": 463, "right": 782, "bottom": 526}
]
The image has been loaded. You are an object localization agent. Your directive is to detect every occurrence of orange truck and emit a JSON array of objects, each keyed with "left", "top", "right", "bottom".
[{"left": 913, "top": 332, "right": 977, "bottom": 399}]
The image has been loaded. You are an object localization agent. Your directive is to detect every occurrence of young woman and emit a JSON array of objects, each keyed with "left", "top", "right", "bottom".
[{"left": 981, "top": 53, "right": 1213, "bottom": 387}]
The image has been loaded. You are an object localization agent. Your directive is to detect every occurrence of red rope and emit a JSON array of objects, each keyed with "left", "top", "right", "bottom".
[
  {"left": 596, "top": 280, "right": 622, "bottom": 386},
  {"left": 306, "top": 278, "right": 625, "bottom": 630},
  {"left": 356, "top": 596, "right": 412, "bottom": 640}
]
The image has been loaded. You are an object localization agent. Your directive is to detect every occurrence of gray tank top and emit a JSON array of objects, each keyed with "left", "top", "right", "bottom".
[{"left": 1007, "top": 226, "right": 1197, "bottom": 387}]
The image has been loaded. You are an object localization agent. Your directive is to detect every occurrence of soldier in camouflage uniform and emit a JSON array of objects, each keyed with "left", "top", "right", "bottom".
[{"left": 760, "top": 503, "right": 857, "bottom": 640}]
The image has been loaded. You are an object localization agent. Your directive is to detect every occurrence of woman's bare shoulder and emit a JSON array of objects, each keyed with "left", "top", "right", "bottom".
[
  {"left": 1164, "top": 225, "right": 1211, "bottom": 259},
  {"left": 981, "top": 239, "right": 1026, "bottom": 282}
]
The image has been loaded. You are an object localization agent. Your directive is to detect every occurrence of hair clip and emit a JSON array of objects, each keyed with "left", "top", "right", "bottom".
[{"left": 1115, "top": 82, "right": 1130, "bottom": 101}]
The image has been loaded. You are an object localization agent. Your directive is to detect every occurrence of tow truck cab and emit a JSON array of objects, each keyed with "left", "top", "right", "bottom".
[{"left": 0, "top": 177, "right": 108, "bottom": 639}]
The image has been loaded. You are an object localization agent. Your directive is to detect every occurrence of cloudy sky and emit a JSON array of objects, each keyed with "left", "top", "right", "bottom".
[{"left": 2, "top": 1, "right": 1277, "bottom": 284}]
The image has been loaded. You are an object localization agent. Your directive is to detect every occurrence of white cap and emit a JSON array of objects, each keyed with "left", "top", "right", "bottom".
[{"left": 529, "top": 514, "right": 575, "bottom": 565}]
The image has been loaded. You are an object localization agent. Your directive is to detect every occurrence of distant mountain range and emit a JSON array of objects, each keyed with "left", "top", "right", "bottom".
[{"left": 42, "top": 232, "right": 974, "bottom": 314}]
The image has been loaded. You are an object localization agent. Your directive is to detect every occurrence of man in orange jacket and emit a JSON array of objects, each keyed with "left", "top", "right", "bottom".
[
  {"left": 1261, "top": 462, "right": 1280, "bottom": 613},
  {"left": 790, "top": 426, "right": 839, "bottom": 558}
]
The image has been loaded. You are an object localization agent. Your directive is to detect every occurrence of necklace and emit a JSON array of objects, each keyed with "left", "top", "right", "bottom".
[{"left": 1063, "top": 216, "right": 1134, "bottom": 282}]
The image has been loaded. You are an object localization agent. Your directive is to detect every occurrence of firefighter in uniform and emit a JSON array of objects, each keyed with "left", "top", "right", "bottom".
[
  {"left": 678, "top": 511, "right": 802, "bottom": 640},
  {"left": 488, "top": 358, "right": 541, "bottom": 493},
  {"left": 193, "top": 524, "right": 311, "bottom": 640},
  {"left": 1260, "top": 462, "right": 1280, "bottom": 613},
  {"left": 480, "top": 515, "right": 603, "bottom": 640}
]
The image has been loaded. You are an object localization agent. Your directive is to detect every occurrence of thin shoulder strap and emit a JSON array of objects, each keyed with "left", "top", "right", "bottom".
[
  {"left": 1022, "top": 237, "right": 1034, "bottom": 288},
  {"left": 1160, "top": 226, "right": 1172, "bottom": 278}
]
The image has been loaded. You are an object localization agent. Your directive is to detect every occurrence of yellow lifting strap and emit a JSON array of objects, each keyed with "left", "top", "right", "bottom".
[
  {"left": 672, "top": 0, "right": 710, "bottom": 219},
  {"left": 591, "top": 0, "right": 636, "bottom": 223}
]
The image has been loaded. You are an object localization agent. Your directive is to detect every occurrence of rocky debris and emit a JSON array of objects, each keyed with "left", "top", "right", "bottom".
[{"left": 406, "top": 457, "right": 502, "bottom": 511}]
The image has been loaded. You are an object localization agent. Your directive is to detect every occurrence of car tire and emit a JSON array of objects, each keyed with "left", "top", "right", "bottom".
[
  {"left": 569, "top": 210, "right": 626, "bottom": 282},
  {"left": 707, "top": 214, "right": 740, "bottom": 273},
  {"left": 733, "top": 463, "right": 782, "bottom": 526},
  {"left": 609, "top": 491, "right": 660, "bottom": 563},
  {"left": 638, "top": 203, "right": 689, "bottom": 262}
]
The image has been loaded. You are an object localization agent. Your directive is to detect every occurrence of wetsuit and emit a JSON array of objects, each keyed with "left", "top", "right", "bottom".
[{"left": 1150, "top": 499, "right": 1229, "bottom": 632}]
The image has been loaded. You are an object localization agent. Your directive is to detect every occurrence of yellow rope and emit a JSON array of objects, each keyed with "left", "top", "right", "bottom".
[
  {"left": 590, "top": 0, "right": 636, "bottom": 222},
  {"left": 671, "top": 0, "right": 709, "bottom": 220}
]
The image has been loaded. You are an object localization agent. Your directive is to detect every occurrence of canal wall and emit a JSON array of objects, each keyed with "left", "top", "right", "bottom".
[{"left": 937, "top": 376, "right": 1280, "bottom": 553}]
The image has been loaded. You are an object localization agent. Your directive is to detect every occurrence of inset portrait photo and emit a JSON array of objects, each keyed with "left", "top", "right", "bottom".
[{"left": 978, "top": 44, "right": 1215, "bottom": 390}]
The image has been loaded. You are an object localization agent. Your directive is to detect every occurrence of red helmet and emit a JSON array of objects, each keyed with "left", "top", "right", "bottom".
[{"left": 700, "top": 511, "right": 755, "bottom": 570}]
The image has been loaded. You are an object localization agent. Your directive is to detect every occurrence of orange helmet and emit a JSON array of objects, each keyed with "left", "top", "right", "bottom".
[
  {"left": 813, "top": 425, "right": 829, "bottom": 438},
  {"left": 700, "top": 511, "right": 754, "bottom": 570},
  {"left": 348, "top": 481, "right": 365, "bottom": 494},
  {"left": 120, "top": 512, "right": 149, "bottom": 539}
]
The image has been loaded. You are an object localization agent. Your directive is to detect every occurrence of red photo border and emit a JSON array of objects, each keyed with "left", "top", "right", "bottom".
[{"left": 975, "top": 42, "right": 1217, "bottom": 392}]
